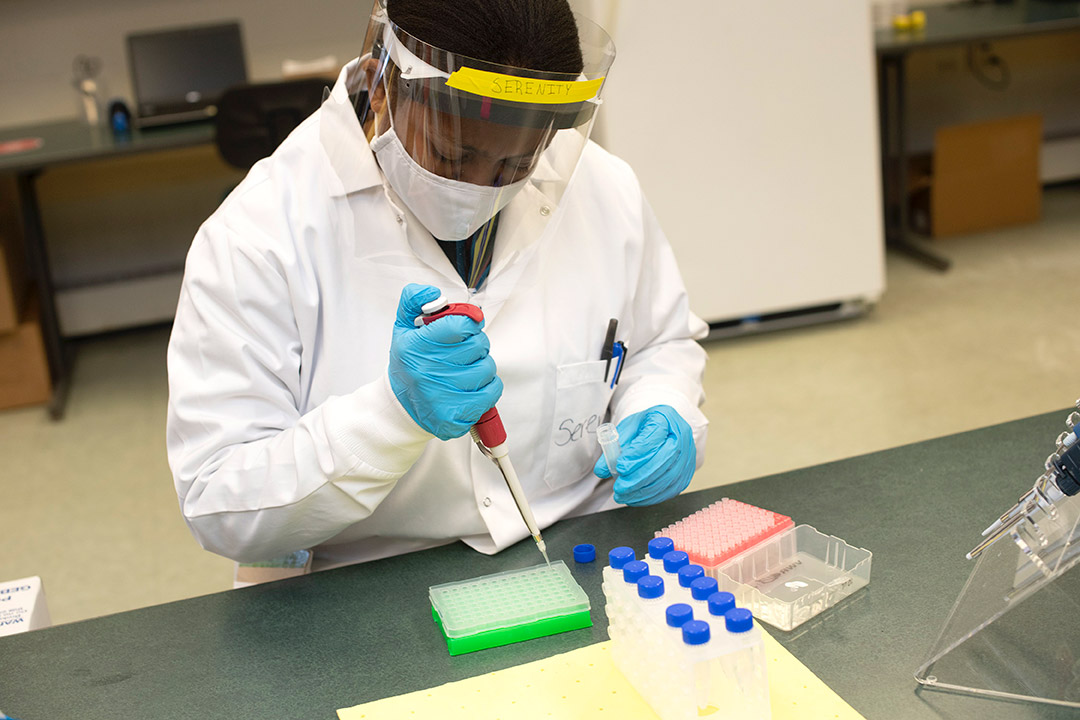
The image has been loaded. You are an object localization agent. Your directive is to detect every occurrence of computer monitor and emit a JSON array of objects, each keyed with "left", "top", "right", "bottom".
[{"left": 127, "top": 21, "right": 248, "bottom": 128}]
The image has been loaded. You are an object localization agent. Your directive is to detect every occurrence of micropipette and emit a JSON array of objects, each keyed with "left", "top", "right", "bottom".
[
  {"left": 417, "top": 296, "right": 550, "bottom": 565},
  {"left": 967, "top": 404, "right": 1080, "bottom": 560}
]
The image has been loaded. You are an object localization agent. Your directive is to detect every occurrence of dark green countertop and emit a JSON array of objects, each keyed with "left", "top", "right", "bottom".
[
  {"left": 0, "top": 119, "right": 215, "bottom": 175},
  {"left": 2, "top": 409, "right": 1076, "bottom": 719}
]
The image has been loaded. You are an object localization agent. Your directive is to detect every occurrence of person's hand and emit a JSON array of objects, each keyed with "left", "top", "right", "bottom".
[
  {"left": 388, "top": 283, "right": 503, "bottom": 440},
  {"left": 593, "top": 405, "right": 696, "bottom": 506}
]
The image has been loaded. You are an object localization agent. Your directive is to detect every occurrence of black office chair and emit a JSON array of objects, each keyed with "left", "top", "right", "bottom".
[{"left": 214, "top": 78, "right": 328, "bottom": 170}]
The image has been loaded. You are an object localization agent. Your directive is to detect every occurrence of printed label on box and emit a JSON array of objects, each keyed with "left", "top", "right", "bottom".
[{"left": 0, "top": 576, "right": 51, "bottom": 637}]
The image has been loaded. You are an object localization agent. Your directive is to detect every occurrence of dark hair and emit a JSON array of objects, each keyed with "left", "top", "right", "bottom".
[{"left": 385, "top": 0, "right": 583, "bottom": 75}]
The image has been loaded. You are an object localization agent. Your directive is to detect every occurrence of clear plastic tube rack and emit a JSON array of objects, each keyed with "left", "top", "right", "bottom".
[{"left": 602, "top": 545, "right": 771, "bottom": 719}]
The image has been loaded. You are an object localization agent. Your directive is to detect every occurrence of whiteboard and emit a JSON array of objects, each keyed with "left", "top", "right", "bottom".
[{"left": 594, "top": 1, "right": 885, "bottom": 325}]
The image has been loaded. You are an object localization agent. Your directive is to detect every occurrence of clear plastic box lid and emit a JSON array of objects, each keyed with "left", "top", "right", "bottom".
[{"left": 715, "top": 524, "right": 872, "bottom": 631}]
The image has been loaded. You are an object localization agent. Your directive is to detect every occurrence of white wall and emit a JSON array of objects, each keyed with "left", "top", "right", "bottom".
[{"left": 0, "top": 0, "right": 375, "bottom": 127}]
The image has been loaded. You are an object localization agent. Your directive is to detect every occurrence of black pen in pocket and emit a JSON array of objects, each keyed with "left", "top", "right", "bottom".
[{"left": 602, "top": 318, "right": 618, "bottom": 381}]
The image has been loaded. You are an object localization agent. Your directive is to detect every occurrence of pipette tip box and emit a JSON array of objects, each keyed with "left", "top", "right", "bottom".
[
  {"left": 658, "top": 499, "right": 872, "bottom": 631},
  {"left": 657, "top": 498, "right": 794, "bottom": 571},
  {"left": 429, "top": 561, "right": 592, "bottom": 655}
]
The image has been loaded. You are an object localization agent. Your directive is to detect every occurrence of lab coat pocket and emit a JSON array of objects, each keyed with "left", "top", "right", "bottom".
[{"left": 543, "top": 360, "right": 614, "bottom": 491}]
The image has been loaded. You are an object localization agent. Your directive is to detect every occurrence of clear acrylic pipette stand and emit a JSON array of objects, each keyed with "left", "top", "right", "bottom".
[{"left": 914, "top": 484, "right": 1080, "bottom": 707}]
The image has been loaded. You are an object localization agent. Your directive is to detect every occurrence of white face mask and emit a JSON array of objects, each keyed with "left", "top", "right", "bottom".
[{"left": 370, "top": 118, "right": 529, "bottom": 242}]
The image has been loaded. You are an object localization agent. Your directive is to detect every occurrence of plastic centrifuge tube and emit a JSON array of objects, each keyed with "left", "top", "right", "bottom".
[
  {"left": 681, "top": 619, "right": 717, "bottom": 715},
  {"left": 636, "top": 575, "right": 667, "bottom": 623},
  {"left": 598, "top": 422, "right": 620, "bottom": 478},
  {"left": 646, "top": 536, "right": 675, "bottom": 575}
]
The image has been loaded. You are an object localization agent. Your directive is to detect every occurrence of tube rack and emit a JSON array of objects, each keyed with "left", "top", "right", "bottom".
[
  {"left": 429, "top": 561, "right": 591, "bottom": 655},
  {"left": 603, "top": 546, "right": 771, "bottom": 719}
]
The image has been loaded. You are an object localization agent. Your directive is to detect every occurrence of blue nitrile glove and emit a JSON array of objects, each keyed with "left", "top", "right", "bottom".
[
  {"left": 388, "top": 283, "right": 503, "bottom": 441},
  {"left": 593, "top": 405, "right": 696, "bottom": 506}
]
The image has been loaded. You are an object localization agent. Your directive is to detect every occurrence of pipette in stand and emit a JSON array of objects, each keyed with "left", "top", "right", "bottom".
[
  {"left": 968, "top": 405, "right": 1080, "bottom": 560},
  {"left": 417, "top": 296, "right": 550, "bottom": 565}
]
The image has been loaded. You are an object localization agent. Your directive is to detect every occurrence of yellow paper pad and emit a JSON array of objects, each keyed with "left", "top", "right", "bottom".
[{"left": 338, "top": 630, "right": 865, "bottom": 719}]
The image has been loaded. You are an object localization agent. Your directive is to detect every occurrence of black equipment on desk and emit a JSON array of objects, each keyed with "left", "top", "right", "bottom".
[
  {"left": 214, "top": 79, "right": 328, "bottom": 170},
  {"left": 127, "top": 21, "right": 248, "bottom": 128}
]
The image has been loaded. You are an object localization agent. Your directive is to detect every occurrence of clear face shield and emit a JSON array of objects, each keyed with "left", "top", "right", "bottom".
[{"left": 355, "top": 0, "right": 615, "bottom": 241}]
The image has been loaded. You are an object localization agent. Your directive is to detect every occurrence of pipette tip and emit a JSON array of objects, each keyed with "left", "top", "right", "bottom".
[{"left": 535, "top": 536, "right": 550, "bottom": 566}]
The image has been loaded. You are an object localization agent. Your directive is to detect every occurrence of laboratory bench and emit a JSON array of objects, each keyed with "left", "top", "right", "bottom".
[
  {"left": 875, "top": 0, "right": 1080, "bottom": 272},
  {"left": 0, "top": 119, "right": 218, "bottom": 420},
  {"left": 1, "top": 408, "right": 1077, "bottom": 719}
]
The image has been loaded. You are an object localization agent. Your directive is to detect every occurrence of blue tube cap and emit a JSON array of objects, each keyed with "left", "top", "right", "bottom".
[
  {"left": 608, "top": 546, "right": 635, "bottom": 569},
  {"left": 573, "top": 543, "right": 596, "bottom": 563},
  {"left": 690, "top": 576, "right": 719, "bottom": 601},
  {"left": 622, "top": 560, "right": 649, "bottom": 584},
  {"left": 725, "top": 607, "right": 754, "bottom": 633},
  {"left": 682, "top": 619, "right": 711, "bottom": 645},
  {"left": 677, "top": 564, "right": 705, "bottom": 588},
  {"left": 707, "top": 591, "right": 736, "bottom": 617},
  {"left": 662, "top": 550, "right": 689, "bottom": 574},
  {"left": 637, "top": 575, "right": 665, "bottom": 599},
  {"left": 648, "top": 536, "right": 675, "bottom": 559},
  {"left": 666, "top": 602, "right": 694, "bottom": 628}
]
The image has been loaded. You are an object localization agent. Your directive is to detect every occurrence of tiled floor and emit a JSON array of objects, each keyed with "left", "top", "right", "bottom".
[{"left": 2, "top": 186, "right": 1078, "bottom": 625}]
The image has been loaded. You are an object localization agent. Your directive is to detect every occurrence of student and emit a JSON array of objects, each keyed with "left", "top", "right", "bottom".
[{"left": 166, "top": 0, "right": 708, "bottom": 569}]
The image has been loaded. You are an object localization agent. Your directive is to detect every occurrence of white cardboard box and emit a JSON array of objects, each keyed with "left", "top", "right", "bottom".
[{"left": 0, "top": 576, "right": 51, "bottom": 636}]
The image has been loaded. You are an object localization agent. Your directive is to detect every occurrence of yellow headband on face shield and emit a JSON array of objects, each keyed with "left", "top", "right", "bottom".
[
  {"left": 445, "top": 67, "right": 603, "bottom": 105},
  {"left": 381, "top": 15, "right": 604, "bottom": 106}
]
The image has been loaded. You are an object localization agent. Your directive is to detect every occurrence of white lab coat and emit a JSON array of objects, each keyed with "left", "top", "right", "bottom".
[{"left": 166, "top": 60, "right": 708, "bottom": 568}]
